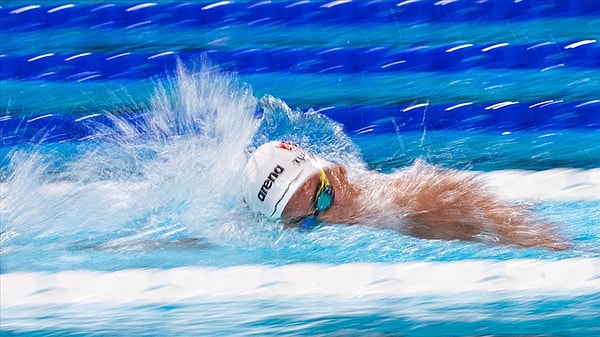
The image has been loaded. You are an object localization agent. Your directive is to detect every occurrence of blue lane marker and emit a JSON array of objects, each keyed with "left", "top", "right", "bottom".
[{"left": 1, "top": 42, "right": 599, "bottom": 80}]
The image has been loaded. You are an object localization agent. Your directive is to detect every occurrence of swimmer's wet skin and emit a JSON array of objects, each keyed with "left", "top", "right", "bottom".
[{"left": 242, "top": 141, "right": 569, "bottom": 250}]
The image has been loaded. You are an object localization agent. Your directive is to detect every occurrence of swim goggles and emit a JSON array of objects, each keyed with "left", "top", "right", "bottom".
[{"left": 298, "top": 168, "right": 334, "bottom": 231}]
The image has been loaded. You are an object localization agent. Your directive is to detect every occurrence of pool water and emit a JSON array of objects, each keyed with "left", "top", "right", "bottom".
[
  {"left": 1, "top": 1, "right": 600, "bottom": 336},
  {"left": 1, "top": 68, "right": 599, "bottom": 272}
]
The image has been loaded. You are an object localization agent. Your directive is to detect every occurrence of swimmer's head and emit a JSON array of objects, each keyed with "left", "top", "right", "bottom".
[{"left": 242, "top": 141, "right": 331, "bottom": 218}]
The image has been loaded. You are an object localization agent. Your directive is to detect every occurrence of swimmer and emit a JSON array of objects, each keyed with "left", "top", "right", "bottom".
[{"left": 242, "top": 141, "right": 569, "bottom": 250}]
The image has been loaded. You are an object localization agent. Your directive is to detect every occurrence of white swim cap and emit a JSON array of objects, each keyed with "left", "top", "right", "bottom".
[{"left": 242, "top": 141, "right": 331, "bottom": 218}]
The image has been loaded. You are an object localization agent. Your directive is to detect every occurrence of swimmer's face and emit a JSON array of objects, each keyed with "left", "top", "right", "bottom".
[
  {"left": 281, "top": 166, "right": 337, "bottom": 225},
  {"left": 281, "top": 172, "right": 322, "bottom": 222}
]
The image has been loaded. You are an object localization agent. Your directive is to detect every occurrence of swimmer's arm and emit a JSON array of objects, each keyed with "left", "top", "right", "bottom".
[{"left": 393, "top": 169, "right": 569, "bottom": 250}]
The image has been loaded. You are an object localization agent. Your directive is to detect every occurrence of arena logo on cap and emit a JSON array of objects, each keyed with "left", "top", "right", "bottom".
[{"left": 258, "top": 164, "right": 285, "bottom": 202}]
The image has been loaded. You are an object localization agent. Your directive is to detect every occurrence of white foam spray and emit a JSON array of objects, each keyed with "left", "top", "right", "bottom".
[{"left": 1, "top": 61, "right": 262, "bottom": 251}]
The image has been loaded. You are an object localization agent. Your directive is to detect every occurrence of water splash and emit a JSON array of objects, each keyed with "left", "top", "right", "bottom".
[
  {"left": 2, "top": 61, "right": 258, "bottom": 248},
  {"left": 255, "top": 94, "right": 364, "bottom": 171},
  {"left": 0, "top": 60, "right": 361, "bottom": 257}
]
